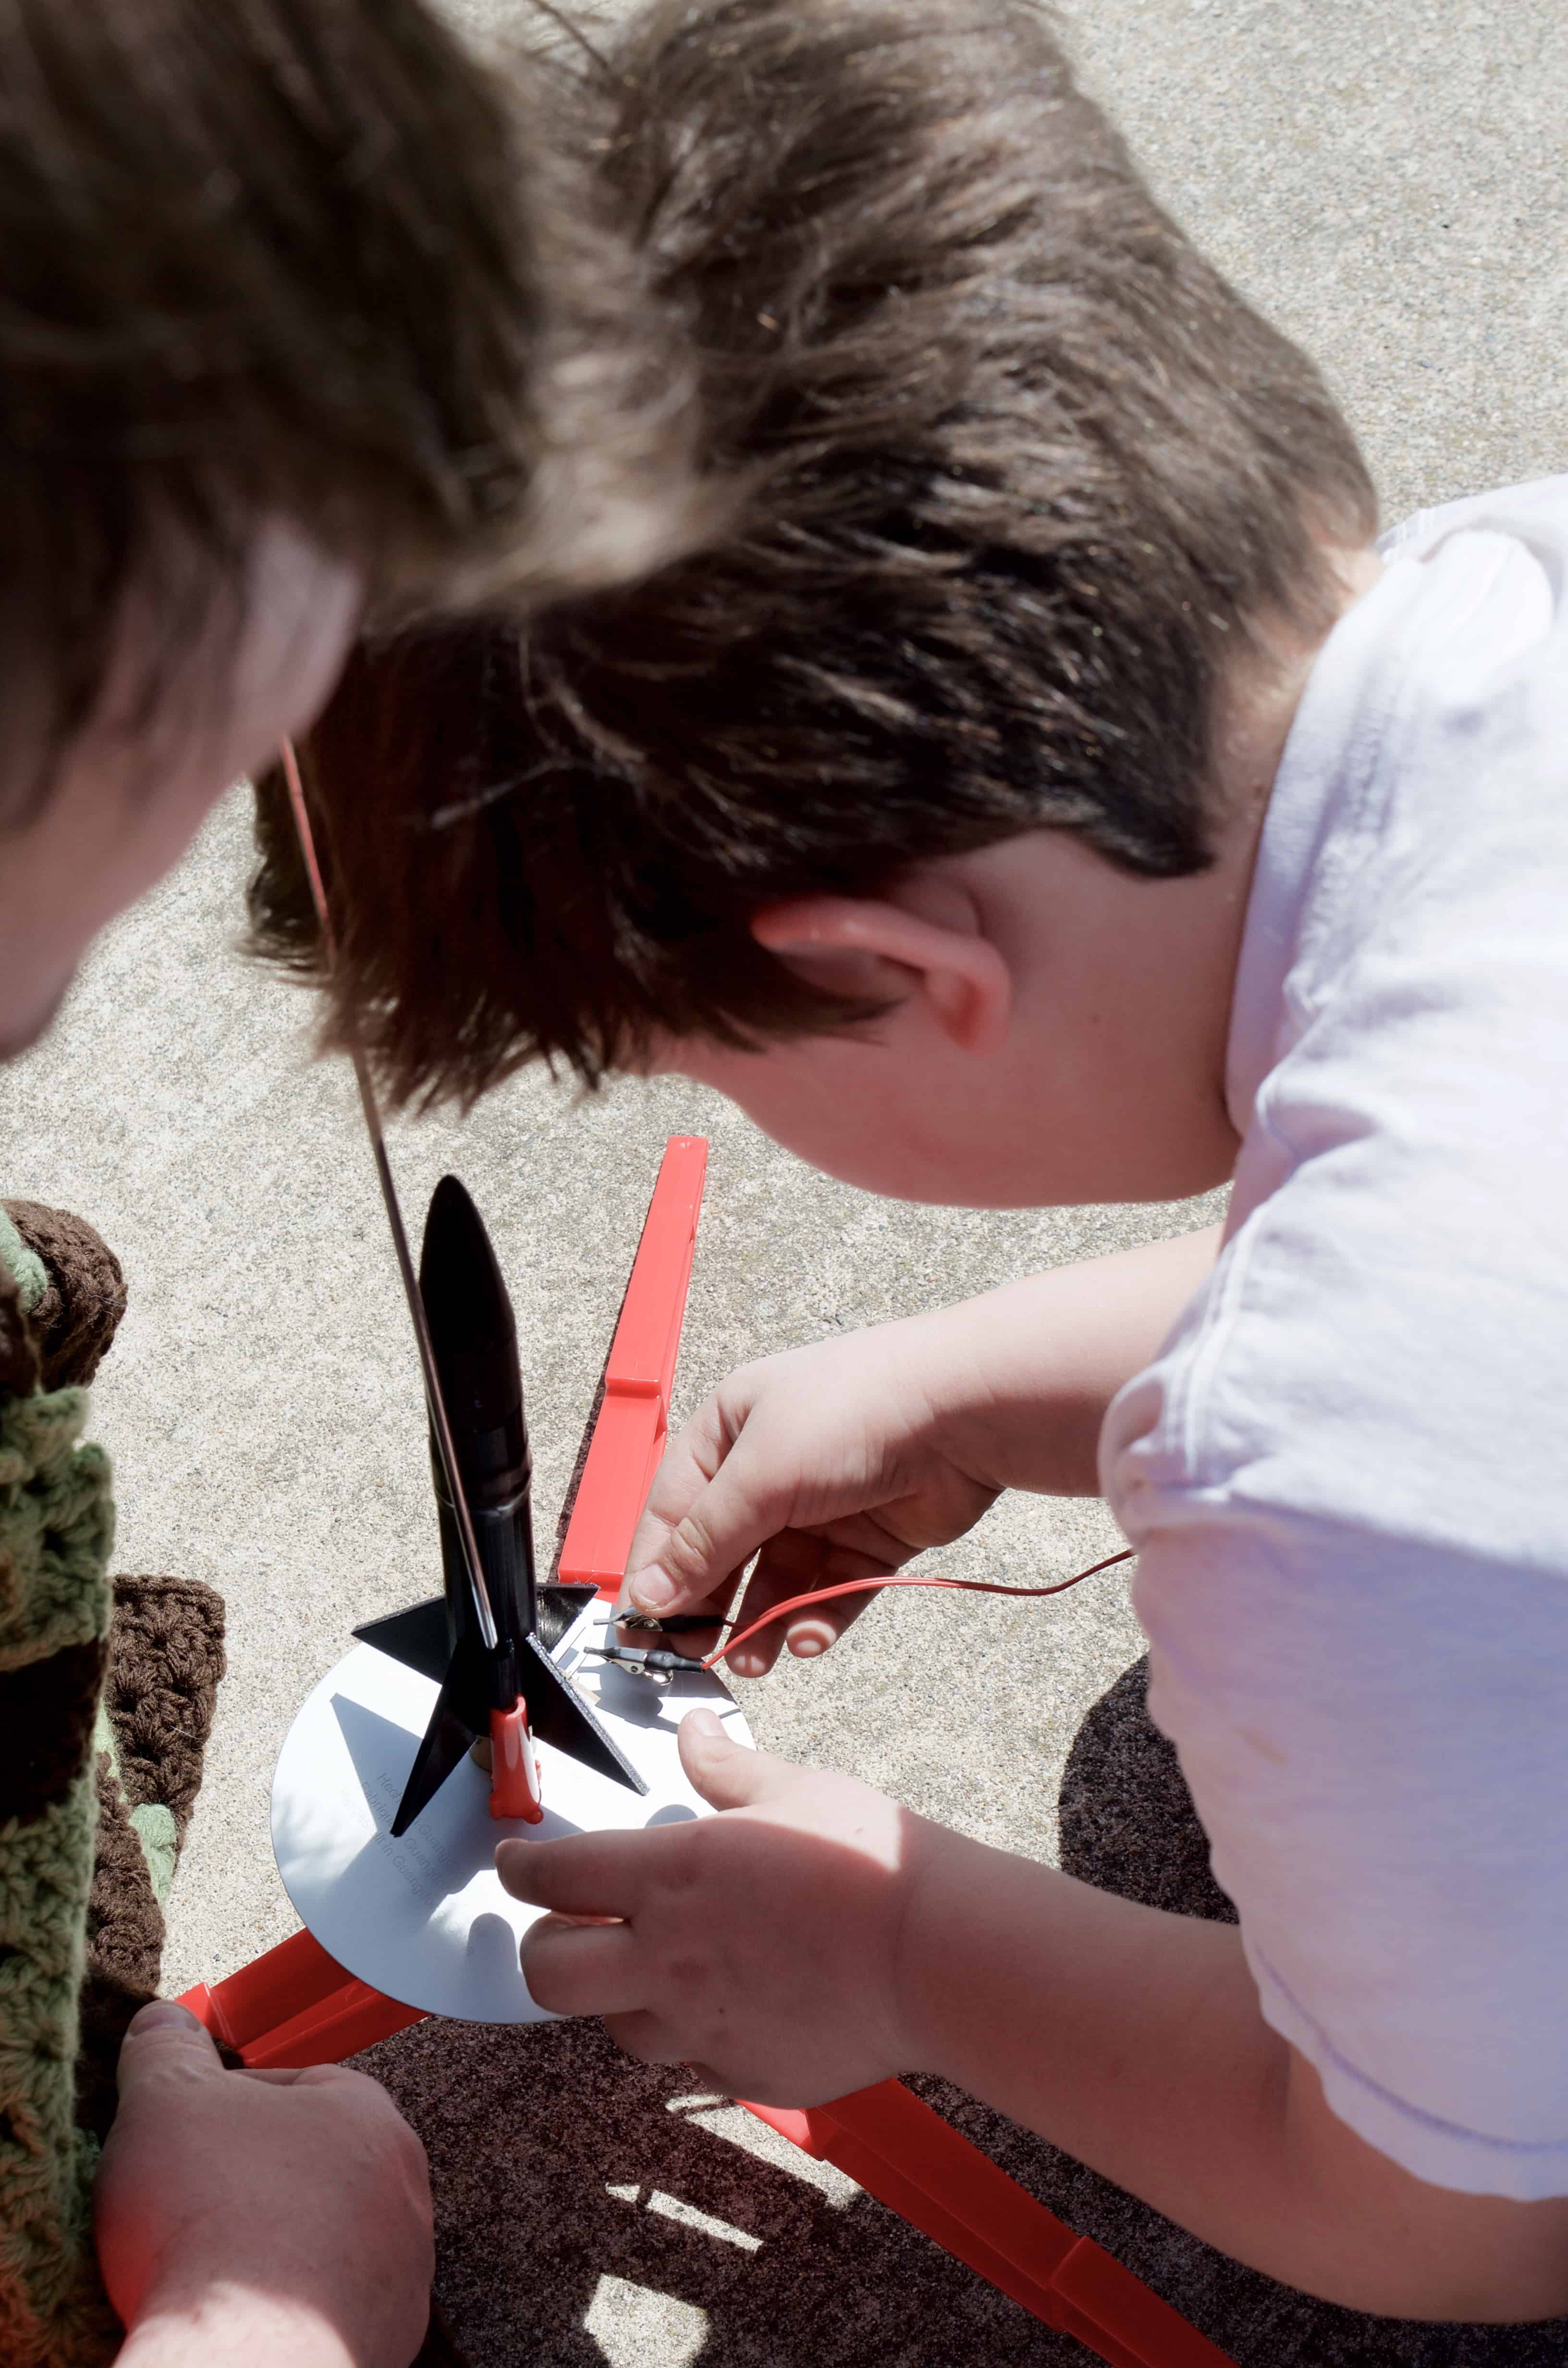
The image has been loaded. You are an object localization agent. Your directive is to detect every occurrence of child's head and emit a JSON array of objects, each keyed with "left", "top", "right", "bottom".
[
  {"left": 0, "top": 0, "right": 700, "bottom": 1058},
  {"left": 252, "top": 0, "right": 1377, "bottom": 1198}
]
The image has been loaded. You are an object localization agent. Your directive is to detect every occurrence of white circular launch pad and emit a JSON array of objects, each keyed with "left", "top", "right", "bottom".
[{"left": 271, "top": 1620, "right": 750, "bottom": 2024}]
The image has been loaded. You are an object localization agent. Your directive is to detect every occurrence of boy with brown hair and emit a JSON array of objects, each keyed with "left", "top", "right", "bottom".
[{"left": 254, "top": 0, "right": 1568, "bottom": 2325}]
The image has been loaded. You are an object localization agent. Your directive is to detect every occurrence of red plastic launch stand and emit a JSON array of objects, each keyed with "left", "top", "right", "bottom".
[{"left": 179, "top": 1135, "right": 1234, "bottom": 2368}]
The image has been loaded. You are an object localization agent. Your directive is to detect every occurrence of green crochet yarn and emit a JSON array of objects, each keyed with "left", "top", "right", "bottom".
[
  {"left": 0, "top": 1249, "right": 120, "bottom": 2367},
  {"left": 0, "top": 1389, "right": 115, "bottom": 1668},
  {"left": 0, "top": 1208, "right": 47, "bottom": 1325},
  {"left": 0, "top": 1782, "right": 119, "bottom": 2366}
]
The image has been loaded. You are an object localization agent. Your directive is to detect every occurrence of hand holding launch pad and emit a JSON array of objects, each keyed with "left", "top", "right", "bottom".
[{"left": 271, "top": 1631, "right": 749, "bottom": 2023}]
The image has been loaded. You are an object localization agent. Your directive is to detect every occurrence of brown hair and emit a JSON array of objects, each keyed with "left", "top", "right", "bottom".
[
  {"left": 0, "top": 0, "right": 699, "bottom": 824},
  {"left": 250, "top": 0, "right": 1377, "bottom": 1104}
]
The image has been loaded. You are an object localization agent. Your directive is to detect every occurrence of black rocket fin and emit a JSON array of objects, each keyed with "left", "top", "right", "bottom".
[
  {"left": 389, "top": 1691, "right": 479, "bottom": 1838},
  {"left": 355, "top": 1596, "right": 451, "bottom": 1686},
  {"left": 535, "top": 1583, "right": 598, "bottom": 1654},
  {"left": 387, "top": 1651, "right": 488, "bottom": 1839},
  {"left": 385, "top": 1632, "right": 494, "bottom": 1837},
  {"left": 519, "top": 1634, "right": 649, "bottom": 1797}
]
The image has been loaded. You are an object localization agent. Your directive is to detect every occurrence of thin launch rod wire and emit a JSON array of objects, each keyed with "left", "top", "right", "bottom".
[{"left": 279, "top": 737, "right": 500, "bottom": 1656}]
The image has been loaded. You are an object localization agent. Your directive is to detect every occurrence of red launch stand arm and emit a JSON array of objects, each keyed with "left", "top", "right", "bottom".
[
  {"left": 180, "top": 1136, "right": 1234, "bottom": 2368},
  {"left": 552, "top": 1132, "right": 710, "bottom": 1594}
]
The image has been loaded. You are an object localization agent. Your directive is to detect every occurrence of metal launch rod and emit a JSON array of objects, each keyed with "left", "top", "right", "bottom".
[{"left": 278, "top": 737, "right": 499, "bottom": 1657}]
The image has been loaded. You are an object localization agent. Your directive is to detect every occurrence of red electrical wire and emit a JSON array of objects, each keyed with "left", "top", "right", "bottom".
[{"left": 698, "top": 1545, "right": 1134, "bottom": 1669}]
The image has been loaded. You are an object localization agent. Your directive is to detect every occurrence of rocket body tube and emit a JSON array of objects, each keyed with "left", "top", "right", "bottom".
[
  {"left": 430, "top": 1462, "right": 535, "bottom": 1695},
  {"left": 419, "top": 1174, "right": 539, "bottom": 1700}
]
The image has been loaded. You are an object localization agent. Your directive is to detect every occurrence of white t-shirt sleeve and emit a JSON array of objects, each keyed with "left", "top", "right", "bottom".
[
  {"left": 1101, "top": 483, "right": 1568, "bottom": 2202},
  {"left": 1121, "top": 1490, "right": 1568, "bottom": 2199}
]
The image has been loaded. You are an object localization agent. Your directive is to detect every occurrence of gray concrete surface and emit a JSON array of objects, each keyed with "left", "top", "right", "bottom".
[{"left": 2, "top": 2, "right": 1565, "bottom": 2361}]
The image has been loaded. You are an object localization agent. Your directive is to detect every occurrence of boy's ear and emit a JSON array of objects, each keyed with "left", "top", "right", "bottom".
[{"left": 751, "top": 897, "right": 1010, "bottom": 1054}]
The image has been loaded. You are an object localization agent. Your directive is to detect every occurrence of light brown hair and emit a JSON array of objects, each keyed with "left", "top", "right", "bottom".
[
  {"left": 0, "top": 0, "right": 698, "bottom": 822},
  {"left": 251, "top": 0, "right": 1377, "bottom": 1103}
]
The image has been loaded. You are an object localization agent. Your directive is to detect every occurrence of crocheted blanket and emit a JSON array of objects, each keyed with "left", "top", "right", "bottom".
[{"left": 0, "top": 1203, "right": 224, "bottom": 2367}]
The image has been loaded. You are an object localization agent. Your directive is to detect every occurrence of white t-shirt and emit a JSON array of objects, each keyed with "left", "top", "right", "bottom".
[{"left": 1102, "top": 477, "right": 1568, "bottom": 2201}]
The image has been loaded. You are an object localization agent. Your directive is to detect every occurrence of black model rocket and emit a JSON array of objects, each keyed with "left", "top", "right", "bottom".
[{"left": 355, "top": 1175, "right": 648, "bottom": 1836}]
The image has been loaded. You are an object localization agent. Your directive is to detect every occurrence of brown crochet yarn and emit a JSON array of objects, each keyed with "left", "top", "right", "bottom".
[
  {"left": 102, "top": 1575, "right": 227, "bottom": 1839},
  {"left": 0, "top": 1637, "right": 108, "bottom": 1827},
  {"left": 1, "top": 1200, "right": 127, "bottom": 1391},
  {"left": 76, "top": 1760, "right": 167, "bottom": 2140},
  {"left": 70, "top": 1575, "right": 229, "bottom": 2134}
]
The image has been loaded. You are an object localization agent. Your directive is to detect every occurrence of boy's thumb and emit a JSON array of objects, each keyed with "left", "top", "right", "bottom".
[
  {"left": 117, "top": 1999, "right": 222, "bottom": 2094},
  {"left": 678, "top": 1708, "right": 771, "bottom": 1809}
]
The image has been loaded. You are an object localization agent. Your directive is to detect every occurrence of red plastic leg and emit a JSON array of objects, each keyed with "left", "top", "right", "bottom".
[
  {"left": 179, "top": 1927, "right": 349, "bottom": 2051},
  {"left": 741, "top": 2083, "right": 1237, "bottom": 2368},
  {"left": 236, "top": 1979, "right": 427, "bottom": 2070},
  {"left": 557, "top": 1135, "right": 708, "bottom": 1597},
  {"left": 178, "top": 1927, "right": 426, "bottom": 2069}
]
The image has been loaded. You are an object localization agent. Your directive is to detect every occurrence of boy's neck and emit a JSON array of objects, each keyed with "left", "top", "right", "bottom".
[{"left": 1210, "top": 543, "right": 1385, "bottom": 845}]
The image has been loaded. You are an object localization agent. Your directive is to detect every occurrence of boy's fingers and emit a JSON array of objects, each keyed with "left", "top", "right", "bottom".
[
  {"left": 496, "top": 1828, "right": 667, "bottom": 1919},
  {"left": 629, "top": 1491, "right": 766, "bottom": 1616},
  {"left": 623, "top": 1406, "right": 726, "bottom": 1591},
  {"left": 721, "top": 1536, "right": 892, "bottom": 1675},
  {"left": 630, "top": 1392, "right": 772, "bottom": 1619},
  {"left": 520, "top": 1915, "right": 644, "bottom": 2017},
  {"left": 612, "top": 1562, "right": 738, "bottom": 1643},
  {"left": 603, "top": 2008, "right": 686, "bottom": 2067},
  {"left": 677, "top": 1708, "right": 773, "bottom": 1808},
  {"left": 778, "top": 1584, "right": 882, "bottom": 1659},
  {"left": 628, "top": 1420, "right": 808, "bottom": 1617}
]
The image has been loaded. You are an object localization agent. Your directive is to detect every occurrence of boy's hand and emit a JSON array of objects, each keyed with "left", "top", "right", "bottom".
[
  {"left": 621, "top": 1318, "right": 1002, "bottom": 1673},
  {"left": 499, "top": 1709, "right": 946, "bottom": 2104},
  {"left": 620, "top": 1232, "right": 1225, "bottom": 1672},
  {"left": 97, "top": 2001, "right": 434, "bottom": 2368}
]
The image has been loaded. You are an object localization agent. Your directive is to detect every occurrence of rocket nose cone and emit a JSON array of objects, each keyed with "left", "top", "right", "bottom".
[{"left": 419, "top": 1174, "right": 518, "bottom": 1382}]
